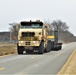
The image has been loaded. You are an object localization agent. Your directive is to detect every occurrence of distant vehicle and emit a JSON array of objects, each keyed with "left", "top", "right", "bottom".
[{"left": 17, "top": 20, "right": 62, "bottom": 54}]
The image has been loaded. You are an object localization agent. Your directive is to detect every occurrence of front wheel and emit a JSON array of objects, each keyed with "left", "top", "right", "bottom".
[
  {"left": 38, "top": 42, "right": 44, "bottom": 54},
  {"left": 17, "top": 44, "right": 24, "bottom": 54}
]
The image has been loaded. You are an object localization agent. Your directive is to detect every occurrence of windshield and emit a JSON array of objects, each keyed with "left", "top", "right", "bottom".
[{"left": 21, "top": 24, "right": 43, "bottom": 29}]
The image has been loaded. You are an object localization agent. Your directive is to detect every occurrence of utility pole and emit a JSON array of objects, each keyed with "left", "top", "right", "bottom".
[
  {"left": 9, "top": 23, "right": 13, "bottom": 43},
  {"left": 9, "top": 23, "right": 15, "bottom": 43}
]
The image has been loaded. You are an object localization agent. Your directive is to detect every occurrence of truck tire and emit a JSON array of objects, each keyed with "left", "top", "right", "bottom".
[
  {"left": 51, "top": 41, "right": 54, "bottom": 50},
  {"left": 17, "top": 44, "right": 24, "bottom": 54},
  {"left": 59, "top": 45, "right": 62, "bottom": 50},
  {"left": 55, "top": 45, "right": 62, "bottom": 51},
  {"left": 38, "top": 42, "right": 44, "bottom": 54},
  {"left": 45, "top": 41, "right": 51, "bottom": 52}
]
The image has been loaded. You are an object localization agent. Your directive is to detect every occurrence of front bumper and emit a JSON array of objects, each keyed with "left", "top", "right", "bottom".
[{"left": 18, "top": 41, "right": 40, "bottom": 46}]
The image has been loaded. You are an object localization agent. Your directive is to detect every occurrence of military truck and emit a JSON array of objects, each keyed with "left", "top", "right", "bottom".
[{"left": 17, "top": 20, "right": 51, "bottom": 54}]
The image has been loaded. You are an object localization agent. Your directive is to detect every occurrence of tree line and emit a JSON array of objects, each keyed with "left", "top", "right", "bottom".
[{"left": 10, "top": 20, "right": 76, "bottom": 43}]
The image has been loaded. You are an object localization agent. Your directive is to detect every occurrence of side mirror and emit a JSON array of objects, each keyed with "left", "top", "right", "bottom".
[{"left": 45, "top": 26, "right": 47, "bottom": 28}]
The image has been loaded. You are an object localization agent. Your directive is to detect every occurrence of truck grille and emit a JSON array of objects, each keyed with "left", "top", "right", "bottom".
[
  {"left": 20, "top": 37, "right": 39, "bottom": 41},
  {"left": 25, "top": 42, "right": 30, "bottom": 45},
  {"left": 22, "top": 32, "right": 35, "bottom": 37}
]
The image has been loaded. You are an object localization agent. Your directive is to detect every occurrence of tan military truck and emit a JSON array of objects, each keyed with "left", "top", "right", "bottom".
[{"left": 17, "top": 20, "right": 51, "bottom": 54}]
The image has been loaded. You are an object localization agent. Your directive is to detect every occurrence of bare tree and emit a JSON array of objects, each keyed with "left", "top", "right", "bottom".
[
  {"left": 51, "top": 20, "right": 69, "bottom": 31},
  {"left": 9, "top": 23, "right": 20, "bottom": 41},
  {"left": 44, "top": 20, "right": 76, "bottom": 43},
  {"left": 10, "top": 20, "right": 76, "bottom": 43}
]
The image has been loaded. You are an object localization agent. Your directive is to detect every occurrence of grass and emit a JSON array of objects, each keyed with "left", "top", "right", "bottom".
[{"left": 0, "top": 43, "right": 17, "bottom": 56}]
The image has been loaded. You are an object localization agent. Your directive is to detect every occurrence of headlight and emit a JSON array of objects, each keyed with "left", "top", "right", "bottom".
[
  {"left": 19, "top": 41, "right": 23, "bottom": 44},
  {"left": 33, "top": 41, "right": 36, "bottom": 44}
]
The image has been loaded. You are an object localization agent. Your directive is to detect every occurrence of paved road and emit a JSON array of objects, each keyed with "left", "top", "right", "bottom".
[{"left": 0, "top": 42, "right": 76, "bottom": 75}]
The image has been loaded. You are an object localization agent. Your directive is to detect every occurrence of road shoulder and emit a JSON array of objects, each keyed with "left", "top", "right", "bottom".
[{"left": 57, "top": 49, "right": 76, "bottom": 75}]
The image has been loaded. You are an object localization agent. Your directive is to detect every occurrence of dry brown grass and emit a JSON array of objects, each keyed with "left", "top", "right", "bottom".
[
  {"left": 0, "top": 43, "right": 17, "bottom": 56},
  {"left": 58, "top": 50, "right": 76, "bottom": 75}
]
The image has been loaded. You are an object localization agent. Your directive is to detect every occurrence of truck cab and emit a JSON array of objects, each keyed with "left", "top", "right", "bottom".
[{"left": 17, "top": 20, "right": 51, "bottom": 54}]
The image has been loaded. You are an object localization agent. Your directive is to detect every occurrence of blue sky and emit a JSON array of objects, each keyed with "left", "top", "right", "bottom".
[{"left": 0, "top": 0, "right": 76, "bottom": 35}]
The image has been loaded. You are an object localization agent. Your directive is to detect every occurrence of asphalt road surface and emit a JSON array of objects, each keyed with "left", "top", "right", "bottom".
[{"left": 0, "top": 42, "right": 76, "bottom": 75}]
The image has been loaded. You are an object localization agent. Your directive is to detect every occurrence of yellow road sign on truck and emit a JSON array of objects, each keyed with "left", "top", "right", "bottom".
[{"left": 47, "top": 36, "right": 55, "bottom": 39}]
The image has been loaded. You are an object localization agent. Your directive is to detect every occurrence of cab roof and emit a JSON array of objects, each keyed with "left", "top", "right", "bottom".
[{"left": 21, "top": 20, "right": 43, "bottom": 25}]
